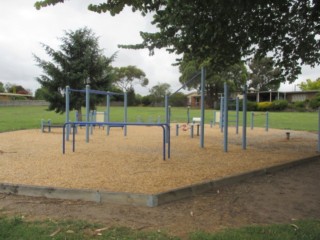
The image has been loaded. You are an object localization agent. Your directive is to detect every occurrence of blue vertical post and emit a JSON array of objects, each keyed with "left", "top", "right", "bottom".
[
  {"left": 213, "top": 111, "right": 216, "bottom": 126},
  {"left": 200, "top": 67, "right": 206, "bottom": 148},
  {"left": 85, "top": 85, "right": 90, "bottom": 143},
  {"left": 124, "top": 92, "right": 128, "bottom": 136},
  {"left": 106, "top": 94, "right": 110, "bottom": 135},
  {"left": 190, "top": 124, "right": 194, "bottom": 138},
  {"left": 318, "top": 108, "right": 320, "bottom": 152},
  {"left": 41, "top": 119, "right": 44, "bottom": 133},
  {"left": 266, "top": 111, "right": 269, "bottom": 132},
  {"left": 251, "top": 111, "right": 254, "bottom": 130},
  {"left": 187, "top": 106, "right": 190, "bottom": 124},
  {"left": 165, "top": 95, "right": 169, "bottom": 143},
  {"left": 220, "top": 97, "right": 223, "bottom": 132},
  {"left": 105, "top": 96, "right": 108, "bottom": 122},
  {"left": 107, "top": 94, "right": 110, "bottom": 118},
  {"left": 74, "top": 110, "right": 78, "bottom": 134},
  {"left": 65, "top": 86, "right": 70, "bottom": 141},
  {"left": 242, "top": 84, "right": 247, "bottom": 150},
  {"left": 223, "top": 82, "right": 228, "bottom": 152},
  {"left": 176, "top": 124, "right": 179, "bottom": 136},
  {"left": 48, "top": 119, "right": 51, "bottom": 132},
  {"left": 236, "top": 97, "right": 239, "bottom": 134},
  {"left": 90, "top": 110, "right": 94, "bottom": 135}
]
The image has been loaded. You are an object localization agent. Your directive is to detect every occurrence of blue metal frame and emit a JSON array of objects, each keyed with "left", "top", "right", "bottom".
[
  {"left": 62, "top": 122, "right": 170, "bottom": 160},
  {"left": 200, "top": 67, "right": 206, "bottom": 148},
  {"left": 66, "top": 86, "right": 127, "bottom": 140},
  {"left": 242, "top": 84, "right": 247, "bottom": 150}
]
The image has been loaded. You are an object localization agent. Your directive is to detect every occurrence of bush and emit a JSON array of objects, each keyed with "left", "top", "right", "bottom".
[
  {"left": 309, "top": 93, "right": 320, "bottom": 109},
  {"left": 141, "top": 95, "right": 152, "bottom": 106},
  {"left": 257, "top": 101, "right": 272, "bottom": 111},
  {"left": 271, "top": 100, "right": 288, "bottom": 111},
  {"left": 247, "top": 101, "right": 258, "bottom": 111},
  {"left": 294, "top": 101, "right": 305, "bottom": 108},
  {"left": 289, "top": 101, "right": 306, "bottom": 112},
  {"left": 169, "top": 92, "right": 188, "bottom": 107},
  {"left": 238, "top": 100, "right": 257, "bottom": 111}
]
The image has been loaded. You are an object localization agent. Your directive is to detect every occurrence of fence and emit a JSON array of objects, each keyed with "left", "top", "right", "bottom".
[{"left": 0, "top": 100, "right": 49, "bottom": 106}]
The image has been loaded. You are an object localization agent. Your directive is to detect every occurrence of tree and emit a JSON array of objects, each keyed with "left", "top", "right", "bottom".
[
  {"left": 299, "top": 78, "right": 320, "bottom": 90},
  {"left": 113, "top": 65, "right": 148, "bottom": 92},
  {"left": 0, "top": 82, "right": 5, "bottom": 92},
  {"left": 135, "top": 93, "right": 143, "bottom": 105},
  {"left": 35, "top": 87, "right": 47, "bottom": 100},
  {"left": 34, "top": 27, "right": 114, "bottom": 116},
  {"left": 126, "top": 87, "right": 136, "bottom": 106},
  {"left": 248, "top": 56, "right": 284, "bottom": 91},
  {"left": 35, "top": 1, "right": 320, "bottom": 84},
  {"left": 149, "top": 83, "right": 171, "bottom": 106},
  {"left": 179, "top": 57, "right": 247, "bottom": 108},
  {"left": 141, "top": 95, "right": 152, "bottom": 106},
  {"left": 169, "top": 92, "right": 187, "bottom": 107}
]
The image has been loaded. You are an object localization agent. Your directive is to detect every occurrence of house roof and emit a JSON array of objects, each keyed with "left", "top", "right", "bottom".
[
  {"left": 186, "top": 91, "right": 199, "bottom": 97},
  {"left": 0, "top": 92, "right": 33, "bottom": 97}
]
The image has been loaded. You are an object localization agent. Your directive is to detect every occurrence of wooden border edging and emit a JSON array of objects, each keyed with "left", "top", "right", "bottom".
[
  {"left": 153, "top": 155, "right": 320, "bottom": 206},
  {"left": 0, "top": 156, "right": 318, "bottom": 207}
]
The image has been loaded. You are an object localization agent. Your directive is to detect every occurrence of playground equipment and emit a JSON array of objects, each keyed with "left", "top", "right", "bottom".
[
  {"left": 41, "top": 119, "right": 64, "bottom": 132},
  {"left": 166, "top": 67, "right": 206, "bottom": 148},
  {"left": 65, "top": 85, "right": 127, "bottom": 142},
  {"left": 220, "top": 82, "right": 249, "bottom": 152},
  {"left": 173, "top": 105, "right": 203, "bottom": 137},
  {"left": 175, "top": 120, "right": 201, "bottom": 138},
  {"left": 56, "top": 67, "right": 320, "bottom": 158},
  {"left": 211, "top": 110, "right": 221, "bottom": 127},
  {"left": 63, "top": 85, "right": 171, "bottom": 160},
  {"left": 62, "top": 121, "right": 170, "bottom": 160},
  {"left": 219, "top": 96, "right": 240, "bottom": 134},
  {"left": 250, "top": 111, "right": 269, "bottom": 131}
]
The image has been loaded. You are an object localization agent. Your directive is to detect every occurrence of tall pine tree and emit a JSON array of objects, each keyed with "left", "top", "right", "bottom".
[{"left": 34, "top": 27, "right": 115, "bottom": 116}]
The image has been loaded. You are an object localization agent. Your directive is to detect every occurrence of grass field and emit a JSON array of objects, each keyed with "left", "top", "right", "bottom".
[
  {"left": 0, "top": 216, "right": 319, "bottom": 240},
  {"left": 0, "top": 105, "right": 319, "bottom": 132}
]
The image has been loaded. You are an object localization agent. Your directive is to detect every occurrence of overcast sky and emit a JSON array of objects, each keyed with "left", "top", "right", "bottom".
[{"left": 0, "top": 0, "right": 319, "bottom": 96}]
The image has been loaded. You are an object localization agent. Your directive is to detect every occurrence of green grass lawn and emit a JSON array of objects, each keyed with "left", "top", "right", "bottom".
[
  {"left": 0, "top": 106, "right": 67, "bottom": 132},
  {"left": 0, "top": 217, "right": 319, "bottom": 240},
  {"left": 1, "top": 105, "right": 319, "bottom": 132}
]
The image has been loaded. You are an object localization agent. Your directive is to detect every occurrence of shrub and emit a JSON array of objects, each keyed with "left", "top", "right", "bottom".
[
  {"left": 257, "top": 101, "right": 272, "bottom": 111},
  {"left": 141, "top": 95, "right": 152, "bottom": 106},
  {"left": 294, "top": 101, "right": 305, "bottom": 108},
  {"left": 271, "top": 100, "right": 288, "bottom": 111},
  {"left": 309, "top": 93, "right": 320, "bottom": 109},
  {"left": 236, "top": 100, "right": 257, "bottom": 111},
  {"left": 247, "top": 101, "right": 258, "bottom": 111},
  {"left": 287, "top": 101, "right": 306, "bottom": 112},
  {"left": 169, "top": 92, "right": 188, "bottom": 107}
]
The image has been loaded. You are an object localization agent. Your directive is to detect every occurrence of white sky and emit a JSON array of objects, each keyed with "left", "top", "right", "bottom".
[{"left": 0, "top": 0, "right": 319, "bottom": 95}]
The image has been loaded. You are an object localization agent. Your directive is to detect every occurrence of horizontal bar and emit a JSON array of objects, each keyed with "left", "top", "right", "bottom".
[
  {"left": 69, "top": 88, "right": 124, "bottom": 96},
  {"left": 63, "top": 122, "right": 170, "bottom": 160},
  {"left": 66, "top": 121, "right": 169, "bottom": 127},
  {"left": 69, "top": 89, "right": 86, "bottom": 93}
]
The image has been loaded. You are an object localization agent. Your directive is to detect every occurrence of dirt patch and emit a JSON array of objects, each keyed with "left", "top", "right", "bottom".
[{"left": 0, "top": 125, "right": 318, "bottom": 194}]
